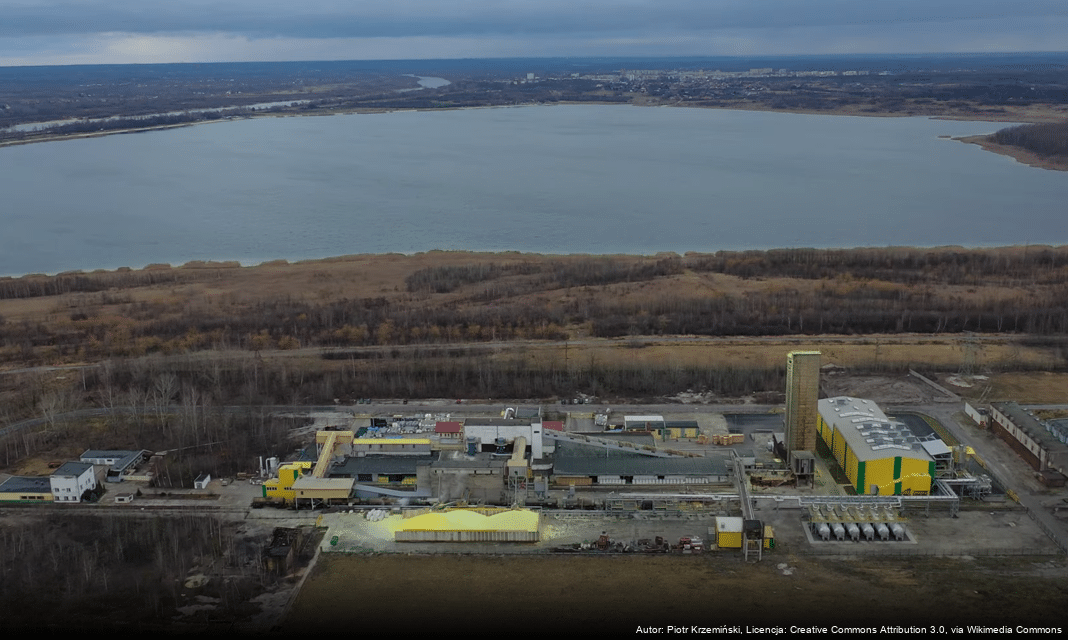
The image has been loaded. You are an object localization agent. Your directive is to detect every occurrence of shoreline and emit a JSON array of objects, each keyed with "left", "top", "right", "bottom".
[
  {"left": 3, "top": 99, "right": 1064, "bottom": 173},
  {"left": 3, "top": 244, "right": 1067, "bottom": 282},
  {"left": 1, "top": 98, "right": 1061, "bottom": 150},
  {"left": 954, "top": 134, "right": 1068, "bottom": 172}
]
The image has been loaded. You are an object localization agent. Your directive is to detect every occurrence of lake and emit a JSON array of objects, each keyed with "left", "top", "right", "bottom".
[{"left": 1, "top": 105, "right": 1065, "bottom": 276}]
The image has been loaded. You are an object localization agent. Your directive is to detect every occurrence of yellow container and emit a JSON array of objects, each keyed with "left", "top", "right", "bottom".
[
  {"left": 716, "top": 517, "right": 744, "bottom": 549},
  {"left": 763, "top": 525, "right": 774, "bottom": 550}
]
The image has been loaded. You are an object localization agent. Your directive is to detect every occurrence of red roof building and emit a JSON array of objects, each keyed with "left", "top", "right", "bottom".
[{"left": 435, "top": 421, "right": 463, "bottom": 434}]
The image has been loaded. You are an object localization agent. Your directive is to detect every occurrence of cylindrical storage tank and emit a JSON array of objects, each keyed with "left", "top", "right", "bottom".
[
  {"left": 876, "top": 523, "right": 890, "bottom": 541},
  {"left": 861, "top": 523, "right": 875, "bottom": 541},
  {"left": 466, "top": 437, "right": 478, "bottom": 456},
  {"left": 891, "top": 523, "right": 906, "bottom": 541},
  {"left": 817, "top": 522, "right": 830, "bottom": 541},
  {"left": 846, "top": 522, "right": 860, "bottom": 542},
  {"left": 831, "top": 523, "right": 845, "bottom": 541}
]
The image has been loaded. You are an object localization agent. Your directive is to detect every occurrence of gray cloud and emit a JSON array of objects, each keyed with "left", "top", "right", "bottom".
[
  {"left": 2, "top": 1, "right": 1067, "bottom": 64},
  {"left": 5, "top": 1, "right": 1067, "bottom": 39}
]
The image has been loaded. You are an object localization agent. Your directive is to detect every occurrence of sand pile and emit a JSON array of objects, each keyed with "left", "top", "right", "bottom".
[{"left": 398, "top": 510, "right": 539, "bottom": 532}]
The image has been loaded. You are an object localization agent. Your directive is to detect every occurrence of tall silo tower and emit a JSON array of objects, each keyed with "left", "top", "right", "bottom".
[{"left": 784, "top": 350, "right": 821, "bottom": 465}]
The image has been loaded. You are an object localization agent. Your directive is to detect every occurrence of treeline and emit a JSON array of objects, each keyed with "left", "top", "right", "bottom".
[
  {"left": 0, "top": 369, "right": 300, "bottom": 481},
  {"left": 585, "top": 286, "right": 1068, "bottom": 337},
  {"left": 0, "top": 514, "right": 266, "bottom": 629},
  {"left": 2, "top": 352, "right": 787, "bottom": 420},
  {"left": 0, "top": 293, "right": 571, "bottom": 362},
  {"left": 0, "top": 354, "right": 788, "bottom": 457},
  {"left": 3, "top": 241, "right": 1061, "bottom": 304},
  {"left": 5, "top": 248, "right": 1068, "bottom": 366},
  {"left": 0, "top": 267, "right": 207, "bottom": 300},
  {"left": 0, "top": 258, "right": 683, "bottom": 359},
  {"left": 992, "top": 121, "right": 1068, "bottom": 157},
  {"left": 405, "top": 256, "right": 682, "bottom": 293},
  {"left": 405, "top": 262, "right": 541, "bottom": 293},
  {"left": 685, "top": 246, "right": 1068, "bottom": 286}
]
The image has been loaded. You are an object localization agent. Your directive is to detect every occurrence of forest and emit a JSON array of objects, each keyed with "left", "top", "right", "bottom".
[
  {"left": 0, "top": 512, "right": 284, "bottom": 630},
  {"left": 2, "top": 247, "right": 1067, "bottom": 368},
  {"left": 992, "top": 121, "right": 1068, "bottom": 158},
  {"left": 1, "top": 246, "right": 1067, "bottom": 449}
]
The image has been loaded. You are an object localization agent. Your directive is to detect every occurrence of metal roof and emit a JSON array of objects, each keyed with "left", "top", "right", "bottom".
[
  {"left": 52, "top": 461, "right": 94, "bottom": 477},
  {"left": 329, "top": 455, "right": 434, "bottom": 476},
  {"left": 920, "top": 439, "right": 952, "bottom": 457},
  {"left": 80, "top": 450, "right": 146, "bottom": 470},
  {"left": 552, "top": 442, "right": 729, "bottom": 477},
  {"left": 0, "top": 476, "right": 51, "bottom": 493},
  {"left": 81, "top": 449, "right": 140, "bottom": 460},
  {"left": 464, "top": 418, "right": 536, "bottom": 426},
  {"left": 994, "top": 402, "right": 1068, "bottom": 453},
  {"left": 595, "top": 432, "right": 658, "bottom": 447},
  {"left": 431, "top": 451, "right": 507, "bottom": 470},
  {"left": 513, "top": 406, "right": 542, "bottom": 419},
  {"left": 818, "top": 396, "right": 934, "bottom": 464}
]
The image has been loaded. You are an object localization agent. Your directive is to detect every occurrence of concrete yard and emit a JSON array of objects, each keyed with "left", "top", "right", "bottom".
[{"left": 317, "top": 502, "right": 1058, "bottom": 557}]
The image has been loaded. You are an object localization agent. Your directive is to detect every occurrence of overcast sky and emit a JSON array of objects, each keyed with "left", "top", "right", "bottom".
[{"left": 3, "top": 1, "right": 1067, "bottom": 66}]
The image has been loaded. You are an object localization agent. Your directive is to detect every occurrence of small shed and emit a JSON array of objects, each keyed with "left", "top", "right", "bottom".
[{"left": 715, "top": 517, "right": 743, "bottom": 549}]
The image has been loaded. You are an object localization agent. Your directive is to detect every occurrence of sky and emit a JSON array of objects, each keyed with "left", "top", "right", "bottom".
[{"left": 2, "top": 1, "right": 1067, "bottom": 66}]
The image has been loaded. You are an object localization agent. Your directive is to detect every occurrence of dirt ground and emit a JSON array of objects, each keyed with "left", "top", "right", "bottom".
[
  {"left": 822, "top": 374, "right": 937, "bottom": 404},
  {"left": 284, "top": 552, "right": 1068, "bottom": 634},
  {"left": 822, "top": 371, "right": 1068, "bottom": 405}
]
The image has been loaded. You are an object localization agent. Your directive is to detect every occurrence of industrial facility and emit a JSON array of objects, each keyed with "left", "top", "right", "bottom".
[
  {"left": 816, "top": 397, "right": 938, "bottom": 496},
  {"left": 257, "top": 349, "right": 1037, "bottom": 557},
  {"left": 3, "top": 349, "right": 1043, "bottom": 560}
]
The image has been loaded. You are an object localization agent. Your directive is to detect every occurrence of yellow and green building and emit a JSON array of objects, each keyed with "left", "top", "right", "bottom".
[{"left": 817, "top": 397, "right": 935, "bottom": 496}]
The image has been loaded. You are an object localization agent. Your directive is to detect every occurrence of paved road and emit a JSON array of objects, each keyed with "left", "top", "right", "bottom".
[{"left": 895, "top": 402, "right": 1068, "bottom": 554}]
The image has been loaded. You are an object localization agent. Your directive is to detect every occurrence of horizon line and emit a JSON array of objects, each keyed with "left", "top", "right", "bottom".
[{"left": 4, "top": 50, "right": 1068, "bottom": 70}]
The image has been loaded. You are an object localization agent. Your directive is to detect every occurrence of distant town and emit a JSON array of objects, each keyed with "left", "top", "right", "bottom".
[{"left": 2, "top": 54, "right": 1067, "bottom": 148}]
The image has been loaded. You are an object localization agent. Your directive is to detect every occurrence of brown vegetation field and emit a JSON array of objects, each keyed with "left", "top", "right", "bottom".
[
  {"left": 286, "top": 554, "right": 1068, "bottom": 634},
  {"left": 3, "top": 247, "right": 1068, "bottom": 445},
  {"left": 4, "top": 246, "right": 1068, "bottom": 364}
]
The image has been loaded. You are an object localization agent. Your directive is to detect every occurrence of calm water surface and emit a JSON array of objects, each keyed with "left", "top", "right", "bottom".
[{"left": 1, "top": 105, "right": 1065, "bottom": 276}]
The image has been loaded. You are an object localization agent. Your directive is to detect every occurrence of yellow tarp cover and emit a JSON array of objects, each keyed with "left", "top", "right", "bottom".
[{"left": 398, "top": 509, "right": 539, "bottom": 533}]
